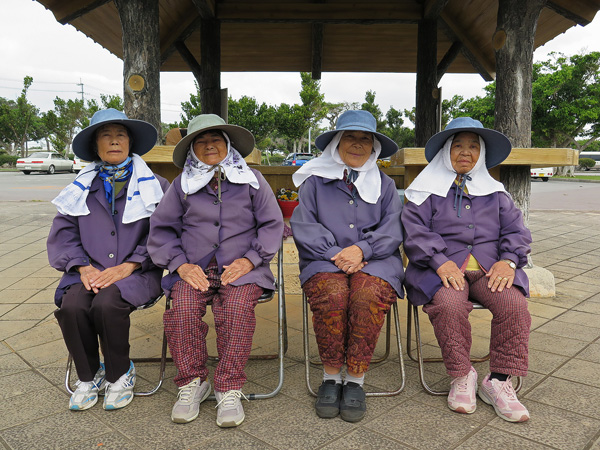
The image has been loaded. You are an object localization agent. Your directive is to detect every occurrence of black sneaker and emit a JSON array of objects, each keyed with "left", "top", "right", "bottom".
[
  {"left": 315, "top": 380, "right": 342, "bottom": 418},
  {"left": 340, "top": 382, "right": 366, "bottom": 422}
]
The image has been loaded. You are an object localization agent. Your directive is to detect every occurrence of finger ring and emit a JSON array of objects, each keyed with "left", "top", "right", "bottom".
[
  {"left": 502, "top": 277, "right": 508, "bottom": 281},
  {"left": 448, "top": 276, "right": 455, "bottom": 281},
  {"left": 497, "top": 276, "right": 503, "bottom": 280}
]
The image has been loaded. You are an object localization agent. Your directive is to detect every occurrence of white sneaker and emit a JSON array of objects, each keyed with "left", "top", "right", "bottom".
[
  {"left": 69, "top": 363, "right": 106, "bottom": 411},
  {"left": 215, "top": 390, "right": 248, "bottom": 427},
  {"left": 448, "top": 366, "right": 478, "bottom": 414},
  {"left": 103, "top": 361, "right": 136, "bottom": 410},
  {"left": 171, "top": 378, "right": 212, "bottom": 423}
]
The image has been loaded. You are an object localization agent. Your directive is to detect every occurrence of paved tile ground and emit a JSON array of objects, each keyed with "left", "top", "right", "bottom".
[{"left": 1, "top": 201, "right": 600, "bottom": 450}]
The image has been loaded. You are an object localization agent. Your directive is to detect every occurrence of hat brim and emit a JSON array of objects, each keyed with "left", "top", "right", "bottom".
[
  {"left": 424, "top": 127, "right": 512, "bottom": 168},
  {"left": 315, "top": 129, "right": 399, "bottom": 158},
  {"left": 172, "top": 124, "right": 255, "bottom": 168},
  {"left": 72, "top": 118, "right": 157, "bottom": 161}
]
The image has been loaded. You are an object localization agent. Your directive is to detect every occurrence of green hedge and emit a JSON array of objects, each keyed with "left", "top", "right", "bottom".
[
  {"left": 579, "top": 158, "right": 596, "bottom": 170},
  {"left": 0, "top": 155, "right": 18, "bottom": 167}
]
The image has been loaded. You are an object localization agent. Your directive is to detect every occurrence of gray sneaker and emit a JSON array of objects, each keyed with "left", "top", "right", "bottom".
[
  {"left": 103, "top": 361, "right": 136, "bottom": 410},
  {"left": 69, "top": 363, "right": 106, "bottom": 411},
  {"left": 215, "top": 390, "right": 248, "bottom": 427},
  {"left": 171, "top": 378, "right": 211, "bottom": 423}
]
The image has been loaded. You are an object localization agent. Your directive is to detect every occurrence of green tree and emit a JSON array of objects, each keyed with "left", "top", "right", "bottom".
[
  {"left": 43, "top": 97, "right": 87, "bottom": 154},
  {"left": 323, "top": 101, "right": 359, "bottom": 130},
  {"left": 361, "top": 90, "right": 386, "bottom": 130},
  {"left": 382, "top": 107, "right": 415, "bottom": 149},
  {"left": 83, "top": 94, "right": 125, "bottom": 128},
  {"left": 228, "top": 96, "right": 276, "bottom": 146},
  {"left": 178, "top": 81, "right": 202, "bottom": 127},
  {"left": 0, "top": 76, "right": 39, "bottom": 156}
]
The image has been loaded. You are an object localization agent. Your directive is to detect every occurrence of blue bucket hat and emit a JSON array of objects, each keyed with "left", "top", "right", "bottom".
[
  {"left": 314, "top": 110, "right": 399, "bottom": 158},
  {"left": 72, "top": 108, "right": 158, "bottom": 161},
  {"left": 424, "top": 117, "right": 512, "bottom": 168}
]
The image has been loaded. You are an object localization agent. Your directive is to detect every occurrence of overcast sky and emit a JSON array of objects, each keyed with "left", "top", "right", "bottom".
[{"left": 1, "top": 0, "right": 600, "bottom": 124}]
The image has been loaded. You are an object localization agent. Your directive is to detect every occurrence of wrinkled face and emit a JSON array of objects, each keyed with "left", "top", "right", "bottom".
[
  {"left": 96, "top": 124, "right": 130, "bottom": 165},
  {"left": 193, "top": 131, "right": 228, "bottom": 165},
  {"left": 450, "top": 132, "right": 481, "bottom": 174},
  {"left": 338, "top": 130, "right": 374, "bottom": 168}
]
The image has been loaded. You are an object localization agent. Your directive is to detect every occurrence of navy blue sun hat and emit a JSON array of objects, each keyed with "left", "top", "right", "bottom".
[
  {"left": 424, "top": 117, "right": 512, "bottom": 169},
  {"left": 72, "top": 108, "right": 158, "bottom": 161},
  {"left": 314, "top": 110, "right": 399, "bottom": 158}
]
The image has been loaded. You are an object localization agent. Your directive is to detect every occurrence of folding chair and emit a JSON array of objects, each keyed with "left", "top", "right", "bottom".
[
  {"left": 64, "top": 292, "right": 169, "bottom": 397},
  {"left": 302, "top": 292, "right": 406, "bottom": 397},
  {"left": 406, "top": 299, "right": 522, "bottom": 396}
]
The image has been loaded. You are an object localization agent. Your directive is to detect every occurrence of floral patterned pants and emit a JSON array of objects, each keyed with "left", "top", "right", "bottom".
[{"left": 303, "top": 271, "right": 397, "bottom": 374}]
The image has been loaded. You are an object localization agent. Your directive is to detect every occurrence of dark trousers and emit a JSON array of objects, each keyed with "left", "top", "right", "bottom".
[{"left": 55, "top": 283, "right": 135, "bottom": 383}]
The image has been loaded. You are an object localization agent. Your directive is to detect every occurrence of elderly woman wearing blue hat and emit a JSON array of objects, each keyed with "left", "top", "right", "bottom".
[
  {"left": 401, "top": 117, "right": 532, "bottom": 423},
  {"left": 148, "top": 114, "right": 283, "bottom": 428},
  {"left": 290, "top": 110, "right": 404, "bottom": 422},
  {"left": 47, "top": 108, "right": 169, "bottom": 411}
]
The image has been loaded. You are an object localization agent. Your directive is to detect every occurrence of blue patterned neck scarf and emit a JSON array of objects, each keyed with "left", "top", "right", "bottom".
[{"left": 98, "top": 157, "right": 133, "bottom": 215}]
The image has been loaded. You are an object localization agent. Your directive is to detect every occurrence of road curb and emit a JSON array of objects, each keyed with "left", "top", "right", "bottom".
[{"left": 548, "top": 177, "right": 600, "bottom": 184}]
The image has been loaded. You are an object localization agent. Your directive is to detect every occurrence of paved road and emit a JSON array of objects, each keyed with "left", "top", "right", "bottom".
[{"left": 0, "top": 172, "right": 598, "bottom": 210}]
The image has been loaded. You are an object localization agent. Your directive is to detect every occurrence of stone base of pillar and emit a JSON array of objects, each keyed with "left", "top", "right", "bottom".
[{"left": 524, "top": 265, "right": 555, "bottom": 298}]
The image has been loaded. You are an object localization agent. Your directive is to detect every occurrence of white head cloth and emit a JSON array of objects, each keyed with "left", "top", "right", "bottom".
[
  {"left": 292, "top": 131, "right": 383, "bottom": 204},
  {"left": 51, "top": 154, "right": 164, "bottom": 224},
  {"left": 404, "top": 135, "right": 507, "bottom": 205},
  {"left": 180, "top": 131, "right": 259, "bottom": 195}
]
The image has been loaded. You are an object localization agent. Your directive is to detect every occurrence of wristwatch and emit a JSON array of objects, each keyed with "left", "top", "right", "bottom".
[{"left": 502, "top": 259, "right": 517, "bottom": 270}]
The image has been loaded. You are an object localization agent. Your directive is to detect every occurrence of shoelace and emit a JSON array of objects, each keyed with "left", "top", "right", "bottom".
[
  {"left": 493, "top": 376, "right": 517, "bottom": 401},
  {"left": 177, "top": 380, "right": 201, "bottom": 404},
  {"left": 75, "top": 380, "right": 101, "bottom": 391},
  {"left": 215, "top": 390, "right": 248, "bottom": 409},
  {"left": 106, "top": 372, "right": 134, "bottom": 393},
  {"left": 450, "top": 375, "right": 470, "bottom": 393}
]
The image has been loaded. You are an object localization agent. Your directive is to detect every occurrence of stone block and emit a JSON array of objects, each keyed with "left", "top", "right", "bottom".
[{"left": 525, "top": 265, "right": 555, "bottom": 297}]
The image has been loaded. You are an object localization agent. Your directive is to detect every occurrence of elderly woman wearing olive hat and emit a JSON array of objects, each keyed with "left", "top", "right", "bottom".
[
  {"left": 148, "top": 114, "right": 283, "bottom": 427},
  {"left": 47, "top": 108, "right": 169, "bottom": 411},
  {"left": 290, "top": 110, "right": 404, "bottom": 423},
  {"left": 401, "top": 117, "right": 532, "bottom": 423}
]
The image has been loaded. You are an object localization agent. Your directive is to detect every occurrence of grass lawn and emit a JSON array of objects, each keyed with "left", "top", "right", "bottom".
[{"left": 554, "top": 175, "right": 600, "bottom": 181}]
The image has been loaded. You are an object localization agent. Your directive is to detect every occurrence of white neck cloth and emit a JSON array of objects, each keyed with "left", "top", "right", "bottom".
[
  {"left": 51, "top": 154, "right": 164, "bottom": 223},
  {"left": 404, "top": 136, "right": 507, "bottom": 205},
  {"left": 180, "top": 131, "right": 259, "bottom": 195},
  {"left": 292, "top": 131, "right": 383, "bottom": 204}
]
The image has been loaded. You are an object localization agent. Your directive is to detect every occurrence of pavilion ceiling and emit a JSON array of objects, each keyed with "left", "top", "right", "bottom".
[{"left": 37, "top": 0, "right": 600, "bottom": 81}]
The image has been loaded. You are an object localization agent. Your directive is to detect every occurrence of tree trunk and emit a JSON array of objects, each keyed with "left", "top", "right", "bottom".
[
  {"left": 200, "top": 19, "right": 222, "bottom": 115},
  {"left": 115, "top": 0, "right": 161, "bottom": 142},
  {"left": 415, "top": 19, "right": 438, "bottom": 146},
  {"left": 494, "top": 0, "right": 545, "bottom": 225}
]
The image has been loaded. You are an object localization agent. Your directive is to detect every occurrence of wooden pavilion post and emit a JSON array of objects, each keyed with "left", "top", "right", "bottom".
[
  {"left": 114, "top": 0, "right": 161, "bottom": 139},
  {"left": 494, "top": 0, "right": 546, "bottom": 223},
  {"left": 200, "top": 19, "right": 222, "bottom": 115},
  {"left": 415, "top": 19, "right": 439, "bottom": 146}
]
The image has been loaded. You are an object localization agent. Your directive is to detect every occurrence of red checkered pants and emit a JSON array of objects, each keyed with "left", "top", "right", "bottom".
[
  {"left": 303, "top": 271, "right": 396, "bottom": 374},
  {"left": 422, "top": 270, "right": 531, "bottom": 378},
  {"left": 164, "top": 261, "right": 262, "bottom": 391}
]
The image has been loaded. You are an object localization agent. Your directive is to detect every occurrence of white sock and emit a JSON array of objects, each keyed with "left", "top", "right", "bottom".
[
  {"left": 323, "top": 370, "right": 342, "bottom": 384},
  {"left": 344, "top": 373, "right": 365, "bottom": 386}
]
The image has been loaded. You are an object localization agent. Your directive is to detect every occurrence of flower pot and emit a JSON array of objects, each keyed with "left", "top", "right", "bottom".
[{"left": 277, "top": 199, "right": 299, "bottom": 218}]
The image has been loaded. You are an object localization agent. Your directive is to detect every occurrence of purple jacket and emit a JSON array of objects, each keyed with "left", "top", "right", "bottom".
[
  {"left": 147, "top": 169, "right": 284, "bottom": 297},
  {"left": 401, "top": 184, "right": 532, "bottom": 306},
  {"left": 290, "top": 172, "right": 404, "bottom": 297},
  {"left": 47, "top": 174, "right": 170, "bottom": 307}
]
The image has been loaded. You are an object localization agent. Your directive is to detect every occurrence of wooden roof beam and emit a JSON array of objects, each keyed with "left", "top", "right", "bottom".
[
  {"left": 440, "top": 12, "right": 495, "bottom": 81},
  {"left": 217, "top": 2, "right": 421, "bottom": 22},
  {"left": 191, "top": 0, "right": 216, "bottom": 19},
  {"left": 311, "top": 23, "right": 323, "bottom": 80},
  {"left": 160, "top": 11, "right": 202, "bottom": 65},
  {"left": 51, "top": 0, "right": 112, "bottom": 25},
  {"left": 546, "top": 0, "right": 597, "bottom": 26},
  {"left": 175, "top": 41, "right": 203, "bottom": 84},
  {"left": 436, "top": 41, "right": 463, "bottom": 83},
  {"left": 423, "top": 0, "right": 449, "bottom": 20}
]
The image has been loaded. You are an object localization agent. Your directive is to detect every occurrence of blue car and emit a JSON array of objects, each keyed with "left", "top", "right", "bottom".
[{"left": 282, "top": 152, "right": 315, "bottom": 166}]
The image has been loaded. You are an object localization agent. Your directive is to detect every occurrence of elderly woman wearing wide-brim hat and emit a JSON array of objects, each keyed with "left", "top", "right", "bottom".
[
  {"left": 401, "top": 117, "right": 532, "bottom": 423},
  {"left": 47, "top": 108, "right": 169, "bottom": 411},
  {"left": 148, "top": 114, "right": 283, "bottom": 428},
  {"left": 290, "top": 110, "right": 404, "bottom": 423}
]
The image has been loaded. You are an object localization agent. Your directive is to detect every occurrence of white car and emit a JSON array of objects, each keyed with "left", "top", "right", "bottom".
[
  {"left": 530, "top": 167, "right": 553, "bottom": 182},
  {"left": 16, "top": 152, "right": 74, "bottom": 175},
  {"left": 73, "top": 156, "right": 91, "bottom": 173}
]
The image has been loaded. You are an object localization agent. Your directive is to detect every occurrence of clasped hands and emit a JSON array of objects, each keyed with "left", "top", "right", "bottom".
[
  {"left": 436, "top": 260, "right": 515, "bottom": 293},
  {"left": 331, "top": 245, "right": 366, "bottom": 274},
  {"left": 177, "top": 257, "right": 254, "bottom": 291},
  {"left": 78, "top": 262, "right": 141, "bottom": 294}
]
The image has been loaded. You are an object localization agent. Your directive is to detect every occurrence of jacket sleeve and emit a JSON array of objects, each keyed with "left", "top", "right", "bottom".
[
  {"left": 401, "top": 198, "right": 450, "bottom": 270},
  {"left": 126, "top": 175, "right": 171, "bottom": 272},
  {"left": 243, "top": 171, "right": 284, "bottom": 268},
  {"left": 47, "top": 213, "right": 90, "bottom": 273},
  {"left": 290, "top": 177, "right": 344, "bottom": 262},
  {"left": 148, "top": 180, "right": 189, "bottom": 273},
  {"left": 354, "top": 177, "right": 403, "bottom": 261},
  {"left": 498, "top": 192, "right": 532, "bottom": 268}
]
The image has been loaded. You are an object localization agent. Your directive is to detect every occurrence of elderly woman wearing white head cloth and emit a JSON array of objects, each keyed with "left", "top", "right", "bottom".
[
  {"left": 148, "top": 114, "right": 283, "bottom": 428},
  {"left": 290, "top": 110, "right": 404, "bottom": 423},
  {"left": 47, "top": 108, "right": 169, "bottom": 412},
  {"left": 402, "top": 117, "right": 533, "bottom": 423}
]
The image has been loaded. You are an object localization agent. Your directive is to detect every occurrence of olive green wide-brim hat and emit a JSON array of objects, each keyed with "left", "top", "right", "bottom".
[{"left": 172, "top": 114, "right": 255, "bottom": 168}]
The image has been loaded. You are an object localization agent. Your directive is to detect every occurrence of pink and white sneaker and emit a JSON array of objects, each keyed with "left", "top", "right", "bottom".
[
  {"left": 479, "top": 373, "right": 530, "bottom": 422},
  {"left": 448, "top": 366, "right": 478, "bottom": 414}
]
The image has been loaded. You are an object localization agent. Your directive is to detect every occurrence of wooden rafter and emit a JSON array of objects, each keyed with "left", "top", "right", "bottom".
[
  {"left": 53, "top": 0, "right": 112, "bottom": 25},
  {"left": 423, "top": 0, "right": 449, "bottom": 20},
  {"left": 175, "top": 41, "right": 202, "bottom": 84},
  {"left": 546, "top": 0, "right": 597, "bottom": 25},
  {"left": 436, "top": 41, "right": 463, "bottom": 83},
  {"left": 160, "top": 10, "right": 202, "bottom": 64},
  {"left": 191, "top": 0, "right": 216, "bottom": 18}
]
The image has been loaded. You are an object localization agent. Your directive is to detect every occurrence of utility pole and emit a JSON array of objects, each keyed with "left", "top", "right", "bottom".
[{"left": 77, "top": 79, "right": 84, "bottom": 101}]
